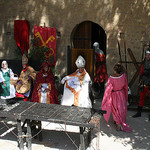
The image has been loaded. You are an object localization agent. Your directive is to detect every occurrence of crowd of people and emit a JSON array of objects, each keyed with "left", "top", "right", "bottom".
[{"left": 0, "top": 43, "right": 150, "bottom": 132}]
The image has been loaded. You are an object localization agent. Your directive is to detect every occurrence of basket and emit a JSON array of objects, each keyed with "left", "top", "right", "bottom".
[{"left": 10, "top": 74, "right": 18, "bottom": 85}]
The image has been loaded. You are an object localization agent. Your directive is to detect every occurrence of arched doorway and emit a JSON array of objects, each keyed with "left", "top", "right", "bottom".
[
  {"left": 68, "top": 21, "right": 107, "bottom": 79},
  {"left": 71, "top": 21, "right": 106, "bottom": 55}
]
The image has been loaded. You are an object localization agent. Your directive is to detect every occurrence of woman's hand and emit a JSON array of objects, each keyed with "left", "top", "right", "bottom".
[{"left": 3, "top": 82, "right": 6, "bottom": 87}]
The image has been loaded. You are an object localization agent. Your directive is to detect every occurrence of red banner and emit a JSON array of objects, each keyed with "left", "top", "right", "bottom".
[
  {"left": 34, "top": 25, "right": 56, "bottom": 65},
  {"left": 14, "top": 20, "right": 29, "bottom": 55}
]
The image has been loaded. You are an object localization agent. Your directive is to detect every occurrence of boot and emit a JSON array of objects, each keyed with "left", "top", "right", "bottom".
[{"left": 132, "top": 106, "right": 142, "bottom": 118}]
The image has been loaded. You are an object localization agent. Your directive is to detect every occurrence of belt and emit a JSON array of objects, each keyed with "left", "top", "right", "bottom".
[{"left": 112, "top": 89, "right": 122, "bottom": 92}]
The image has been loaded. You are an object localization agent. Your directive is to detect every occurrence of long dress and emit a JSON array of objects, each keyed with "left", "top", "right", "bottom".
[
  {"left": 0, "top": 68, "right": 16, "bottom": 99},
  {"left": 61, "top": 69, "right": 92, "bottom": 108},
  {"left": 101, "top": 73, "right": 132, "bottom": 132},
  {"left": 31, "top": 68, "right": 58, "bottom": 104}
]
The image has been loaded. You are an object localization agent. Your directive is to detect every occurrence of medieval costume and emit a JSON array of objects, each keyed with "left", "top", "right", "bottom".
[
  {"left": 101, "top": 63, "right": 132, "bottom": 132},
  {"left": 15, "top": 54, "right": 36, "bottom": 100},
  {"left": 133, "top": 48, "right": 150, "bottom": 118},
  {"left": 61, "top": 55, "right": 92, "bottom": 108},
  {"left": 0, "top": 61, "right": 16, "bottom": 99},
  {"left": 31, "top": 62, "right": 58, "bottom": 104},
  {"left": 93, "top": 42, "right": 108, "bottom": 85}
]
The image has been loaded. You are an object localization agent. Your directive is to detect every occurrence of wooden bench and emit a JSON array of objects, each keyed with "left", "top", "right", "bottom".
[{"left": 0, "top": 101, "right": 104, "bottom": 150}]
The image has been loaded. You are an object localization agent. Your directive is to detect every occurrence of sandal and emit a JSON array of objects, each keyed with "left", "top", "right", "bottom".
[{"left": 116, "top": 124, "right": 121, "bottom": 131}]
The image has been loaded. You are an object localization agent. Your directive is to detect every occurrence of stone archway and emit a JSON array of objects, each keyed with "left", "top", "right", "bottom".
[{"left": 70, "top": 21, "right": 107, "bottom": 55}]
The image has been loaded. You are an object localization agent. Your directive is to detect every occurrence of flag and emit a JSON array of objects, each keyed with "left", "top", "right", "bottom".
[{"left": 34, "top": 25, "right": 56, "bottom": 65}]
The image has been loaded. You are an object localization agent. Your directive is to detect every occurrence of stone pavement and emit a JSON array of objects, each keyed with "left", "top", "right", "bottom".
[{"left": 0, "top": 102, "right": 150, "bottom": 150}]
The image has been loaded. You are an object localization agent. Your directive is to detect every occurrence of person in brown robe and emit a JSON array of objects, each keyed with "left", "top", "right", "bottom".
[{"left": 15, "top": 54, "right": 36, "bottom": 101}]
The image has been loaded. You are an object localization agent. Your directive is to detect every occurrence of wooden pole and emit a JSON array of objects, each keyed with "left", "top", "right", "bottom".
[
  {"left": 117, "top": 40, "right": 122, "bottom": 63},
  {"left": 124, "top": 40, "right": 128, "bottom": 78}
]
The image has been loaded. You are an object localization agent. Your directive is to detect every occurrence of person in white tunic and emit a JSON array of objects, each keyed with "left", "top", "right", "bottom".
[
  {"left": 0, "top": 61, "right": 16, "bottom": 99},
  {"left": 61, "top": 55, "right": 92, "bottom": 108}
]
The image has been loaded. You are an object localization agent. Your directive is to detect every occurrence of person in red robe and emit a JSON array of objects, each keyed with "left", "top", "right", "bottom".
[
  {"left": 93, "top": 42, "right": 108, "bottom": 85},
  {"left": 31, "top": 62, "right": 58, "bottom": 104}
]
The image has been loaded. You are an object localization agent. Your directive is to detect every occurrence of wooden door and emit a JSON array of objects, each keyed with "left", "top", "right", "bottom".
[{"left": 73, "top": 22, "right": 92, "bottom": 49}]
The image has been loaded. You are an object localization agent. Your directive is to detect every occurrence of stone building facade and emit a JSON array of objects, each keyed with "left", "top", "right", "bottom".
[{"left": 0, "top": 0, "right": 150, "bottom": 95}]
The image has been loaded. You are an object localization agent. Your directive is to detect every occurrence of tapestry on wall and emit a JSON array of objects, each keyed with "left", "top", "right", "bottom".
[
  {"left": 34, "top": 25, "right": 56, "bottom": 66},
  {"left": 14, "top": 20, "right": 29, "bottom": 55}
]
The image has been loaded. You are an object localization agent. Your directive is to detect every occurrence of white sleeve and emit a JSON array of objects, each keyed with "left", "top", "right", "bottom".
[
  {"left": 9, "top": 68, "right": 14, "bottom": 77},
  {"left": 82, "top": 73, "right": 91, "bottom": 85},
  {"left": 61, "top": 76, "right": 72, "bottom": 84},
  {"left": 61, "top": 76, "right": 67, "bottom": 84},
  {"left": 0, "top": 71, "right": 5, "bottom": 83}
]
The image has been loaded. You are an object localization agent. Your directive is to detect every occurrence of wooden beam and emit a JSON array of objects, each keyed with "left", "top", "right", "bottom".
[
  {"left": 127, "top": 48, "right": 140, "bottom": 71},
  {"left": 127, "top": 48, "right": 141, "bottom": 87}
]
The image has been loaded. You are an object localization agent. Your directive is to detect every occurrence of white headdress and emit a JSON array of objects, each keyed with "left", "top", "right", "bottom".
[
  {"left": 75, "top": 55, "right": 86, "bottom": 68},
  {"left": 1, "top": 60, "right": 8, "bottom": 68}
]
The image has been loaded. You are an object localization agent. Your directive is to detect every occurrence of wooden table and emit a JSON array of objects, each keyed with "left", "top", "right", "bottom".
[{"left": 0, "top": 101, "right": 100, "bottom": 150}]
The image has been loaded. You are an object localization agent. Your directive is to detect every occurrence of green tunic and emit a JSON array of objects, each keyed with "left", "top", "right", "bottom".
[{"left": 0, "top": 69, "right": 10, "bottom": 96}]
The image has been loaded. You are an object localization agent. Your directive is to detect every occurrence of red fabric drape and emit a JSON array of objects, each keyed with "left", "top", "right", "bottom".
[
  {"left": 14, "top": 20, "right": 29, "bottom": 55},
  {"left": 34, "top": 25, "right": 56, "bottom": 65}
]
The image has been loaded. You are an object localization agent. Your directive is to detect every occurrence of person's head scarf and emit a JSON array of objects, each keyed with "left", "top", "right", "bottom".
[{"left": 1, "top": 60, "right": 8, "bottom": 68}]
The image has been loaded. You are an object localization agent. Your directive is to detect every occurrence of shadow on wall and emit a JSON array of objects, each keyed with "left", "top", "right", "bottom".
[{"left": 0, "top": 0, "right": 149, "bottom": 77}]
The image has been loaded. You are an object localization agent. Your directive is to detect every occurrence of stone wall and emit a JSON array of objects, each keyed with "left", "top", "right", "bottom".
[{"left": 0, "top": 0, "right": 150, "bottom": 94}]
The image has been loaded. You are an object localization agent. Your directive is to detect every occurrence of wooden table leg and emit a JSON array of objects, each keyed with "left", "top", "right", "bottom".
[
  {"left": 17, "top": 119, "right": 24, "bottom": 150},
  {"left": 80, "top": 127, "right": 85, "bottom": 150},
  {"left": 26, "top": 119, "right": 32, "bottom": 150}
]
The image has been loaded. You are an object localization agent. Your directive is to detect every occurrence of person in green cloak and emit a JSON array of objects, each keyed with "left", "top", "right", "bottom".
[{"left": 0, "top": 61, "right": 16, "bottom": 99}]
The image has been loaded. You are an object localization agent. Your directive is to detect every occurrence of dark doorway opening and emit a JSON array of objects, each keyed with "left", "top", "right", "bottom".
[
  {"left": 71, "top": 21, "right": 106, "bottom": 55},
  {"left": 91, "top": 22, "right": 106, "bottom": 55}
]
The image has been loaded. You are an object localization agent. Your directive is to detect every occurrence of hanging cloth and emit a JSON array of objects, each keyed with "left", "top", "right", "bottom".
[{"left": 14, "top": 20, "right": 29, "bottom": 55}]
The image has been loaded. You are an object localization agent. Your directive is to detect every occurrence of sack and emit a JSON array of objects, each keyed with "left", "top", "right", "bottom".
[{"left": 10, "top": 74, "right": 18, "bottom": 85}]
